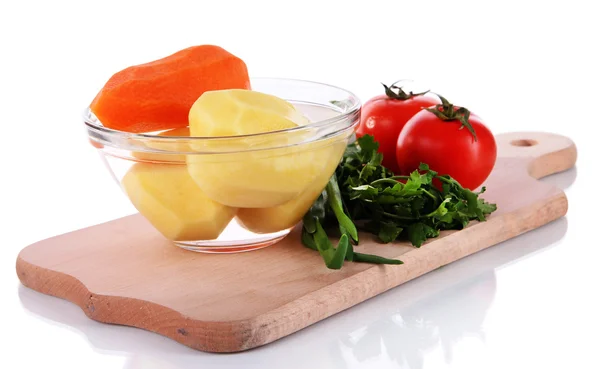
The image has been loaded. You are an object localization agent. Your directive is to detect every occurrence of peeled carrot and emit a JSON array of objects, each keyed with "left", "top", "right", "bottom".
[{"left": 90, "top": 45, "right": 251, "bottom": 133}]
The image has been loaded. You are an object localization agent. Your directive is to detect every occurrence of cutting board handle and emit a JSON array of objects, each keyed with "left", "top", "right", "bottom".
[{"left": 495, "top": 132, "right": 577, "bottom": 179}]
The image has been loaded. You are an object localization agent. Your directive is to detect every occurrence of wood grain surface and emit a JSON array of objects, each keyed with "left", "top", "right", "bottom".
[{"left": 16, "top": 131, "right": 577, "bottom": 353}]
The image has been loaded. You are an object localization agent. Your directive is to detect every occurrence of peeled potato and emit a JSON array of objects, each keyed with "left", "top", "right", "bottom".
[
  {"left": 235, "top": 141, "right": 346, "bottom": 232},
  {"left": 188, "top": 89, "right": 308, "bottom": 137},
  {"left": 122, "top": 163, "right": 236, "bottom": 241},
  {"left": 186, "top": 89, "right": 331, "bottom": 208}
]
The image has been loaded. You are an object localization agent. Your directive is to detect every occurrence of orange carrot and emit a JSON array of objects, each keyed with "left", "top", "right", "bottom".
[{"left": 90, "top": 45, "right": 250, "bottom": 133}]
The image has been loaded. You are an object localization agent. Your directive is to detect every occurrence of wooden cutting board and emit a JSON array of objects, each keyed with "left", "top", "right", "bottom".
[{"left": 16, "top": 131, "right": 576, "bottom": 353}]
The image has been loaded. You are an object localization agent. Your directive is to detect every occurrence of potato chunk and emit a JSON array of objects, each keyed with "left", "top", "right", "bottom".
[{"left": 122, "top": 163, "right": 236, "bottom": 241}]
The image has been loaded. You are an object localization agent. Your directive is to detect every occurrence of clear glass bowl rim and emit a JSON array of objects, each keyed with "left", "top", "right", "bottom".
[{"left": 84, "top": 77, "right": 361, "bottom": 155}]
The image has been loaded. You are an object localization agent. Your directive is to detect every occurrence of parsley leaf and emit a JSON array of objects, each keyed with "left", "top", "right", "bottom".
[
  {"left": 407, "top": 222, "right": 440, "bottom": 247},
  {"left": 378, "top": 222, "right": 403, "bottom": 243}
]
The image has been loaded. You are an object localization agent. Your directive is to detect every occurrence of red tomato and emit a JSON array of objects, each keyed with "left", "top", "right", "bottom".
[
  {"left": 356, "top": 84, "right": 439, "bottom": 174},
  {"left": 396, "top": 97, "right": 497, "bottom": 190}
]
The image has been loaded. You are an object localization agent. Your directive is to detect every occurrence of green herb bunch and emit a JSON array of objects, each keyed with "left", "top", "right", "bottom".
[{"left": 301, "top": 134, "right": 497, "bottom": 269}]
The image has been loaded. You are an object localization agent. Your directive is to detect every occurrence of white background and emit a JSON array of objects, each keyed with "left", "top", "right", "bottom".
[{"left": 1, "top": 1, "right": 598, "bottom": 368}]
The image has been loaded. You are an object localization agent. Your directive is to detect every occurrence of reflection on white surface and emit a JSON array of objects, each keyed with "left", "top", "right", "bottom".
[{"left": 17, "top": 169, "right": 574, "bottom": 369}]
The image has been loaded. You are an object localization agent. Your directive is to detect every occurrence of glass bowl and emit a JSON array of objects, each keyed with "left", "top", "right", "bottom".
[{"left": 84, "top": 78, "right": 361, "bottom": 253}]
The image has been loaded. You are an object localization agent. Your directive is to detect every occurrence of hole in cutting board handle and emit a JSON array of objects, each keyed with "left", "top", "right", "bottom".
[{"left": 510, "top": 139, "right": 538, "bottom": 147}]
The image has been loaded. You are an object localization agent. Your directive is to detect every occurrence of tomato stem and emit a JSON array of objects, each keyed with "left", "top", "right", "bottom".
[
  {"left": 382, "top": 82, "right": 430, "bottom": 101},
  {"left": 425, "top": 93, "right": 478, "bottom": 141}
]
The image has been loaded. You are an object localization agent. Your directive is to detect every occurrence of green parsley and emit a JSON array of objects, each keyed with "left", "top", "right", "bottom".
[{"left": 301, "top": 134, "right": 497, "bottom": 269}]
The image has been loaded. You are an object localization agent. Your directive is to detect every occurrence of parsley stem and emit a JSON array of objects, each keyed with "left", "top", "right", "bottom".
[
  {"left": 436, "top": 176, "right": 452, "bottom": 183},
  {"left": 382, "top": 212, "right": 415, "bottom": 220},
  {"left": 326, "top": 176, "right": 359, "bottom": 242},
  {"left": 422, "top": 188, "right": 438, "bottom": 203},
  {"left": 386, "top": 174, "right": 459, "bottom": 188},
  {"left": 354, "top": 252, "right": 403, "bottom": 265},
  {"left": 370, "top": 178, "right": 401, "bottom": 186},
  {"left": 385, "top": 175, "right": 411, "bottom": 180},
  {"left": 435, "top": 175, "right": 460, "bottom": 187},
  {"left": 301, "top": 228, "right": 318, "bottom": 250},
  {"left": 314, "top": 221, "right": 348, "bottom": 269}
]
